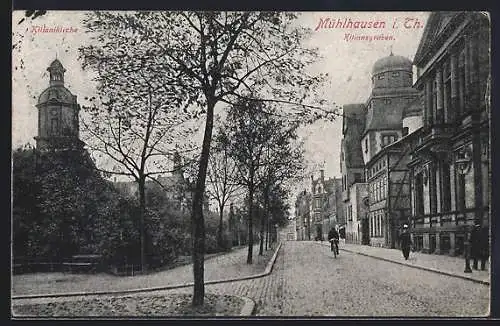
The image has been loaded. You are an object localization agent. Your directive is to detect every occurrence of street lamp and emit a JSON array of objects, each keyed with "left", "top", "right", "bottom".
[{"left": 456, "top": 147, "right": 472, "bottom": 273}]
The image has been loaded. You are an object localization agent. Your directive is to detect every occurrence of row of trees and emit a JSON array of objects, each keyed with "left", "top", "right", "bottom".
[{"left": 74, "top": 11, "right": 340, "bottom": 306}]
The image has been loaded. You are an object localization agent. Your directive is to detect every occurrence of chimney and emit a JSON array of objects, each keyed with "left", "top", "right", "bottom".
[{"left": 320, "top": 169, "right": 324, "bottom": 180}]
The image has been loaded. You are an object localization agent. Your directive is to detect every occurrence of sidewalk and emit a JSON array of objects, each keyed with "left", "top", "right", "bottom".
[
  {"left": 12, "top": 244, "right": 275, "bottom": 297},
  {"left": 316, "top": 241, "right": 490, "bottom": 285}
]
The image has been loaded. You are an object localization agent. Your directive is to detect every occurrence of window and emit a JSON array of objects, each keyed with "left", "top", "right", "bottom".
[
  {"left": 442, "top": 162, "right": 451, "bottom": 212},
  {"left": 415, "top": 173, "right": 424, "bottom": 216},
  {"left": 381, "top": 134, "right": 398, "bottom": 147},
  {"left": 432, "top": 79, "right": 438, "bottom": 123},
  {"left": 378, "top": 74, "right": 385, "bottom": 80},
  {"left": 443, "top": 62, "right": 452, "bottom": 122},
  {"left": 365, "top": 138, "right": 368, "bottom": 153},
  {"left": 392, "top": 71, "right": 400, "bottom": 77},
  {"left": 370, "top": 214, "right": 373, "bottom": 237},
  {"left": 384, "top": 98, "right": 392, "bottom": 105},
  {"left": 380, "top": 214, "right": 385, "bottom": 237},
  {"left": 354, "top": 173, "right": 363, "bottom": 183},
  {"left": 456, "top": 172, "right": 466, "bottom": 212},
  {"left": 402, "top": 127, "right": 409, "bottom": 136},
  {"left": 50, "top": 118, "right": 59, "bottom": 135},
  {"left": 458, "top": 49, "right": 466, "bottom": 117},
  {"left": 382, "top": 177, "right": 386, "bottom": 199},
  {"left": 379, "top": 179, "right": 383, "bottom": 200}
]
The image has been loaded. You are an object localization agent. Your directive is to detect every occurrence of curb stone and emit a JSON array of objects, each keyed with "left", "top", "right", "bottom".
[
  {"left": 12, "top": 242, "right": 283, "bottom": 300},
  {"left": 315, "top": 241, "right": 489, "bottom": 285},
  {"left": 239, "top": 296, "right": 256, "bottom": 316}
]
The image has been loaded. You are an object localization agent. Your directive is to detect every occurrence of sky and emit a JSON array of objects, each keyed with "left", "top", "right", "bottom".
[{"left": 11, "top": 11, "right": 429, "bottom": 211}]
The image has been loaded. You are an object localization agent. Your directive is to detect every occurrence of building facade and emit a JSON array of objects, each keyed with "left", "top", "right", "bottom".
[
  {"left": 408, "top": 12, "right": 490, "bottom": 255},
  {"left": 294, "top": 190, "right": 311, "bottom": 240},
  {"left": 340, "top": 103, "right": 368, "bottom": 244},
  {"left": 359, "top": 53, "right": 420, "bottom": 248},
  {"left": 310, "top": 171, "right": 343, "bottom": 240},
  {"left": 346, "top": 183, "right": 369, "bottom": 244},
  {"left": 294, "top": 171, "right": 343, "bottom": 241},
  {"left": 321, "top": 177, "right": 343, "bottom": 241}
]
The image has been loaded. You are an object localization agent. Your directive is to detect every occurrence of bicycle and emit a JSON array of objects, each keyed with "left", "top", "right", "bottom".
[{"left": 329, "top": 239, "right": 339, "bottom": 258}]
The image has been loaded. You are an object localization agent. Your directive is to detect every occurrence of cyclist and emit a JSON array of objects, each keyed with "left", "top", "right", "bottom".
[{"left": 328, "top": 227, "right": 340, "bottom": 256}]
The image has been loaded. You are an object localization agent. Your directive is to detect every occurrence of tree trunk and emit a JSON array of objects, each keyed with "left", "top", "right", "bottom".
[
  {"left": 191, "top": 100, "right": 215, "bottom": 306},
  {"left": 307, "top": 213, "right": 311, "bottom": 240},
  {"left": 217, "top": 205, "right": 224, "bottom": 249},
  {"left": 247, "top": 173, "right": 255, "bottom": 264},
  {"left": 265, "top": 216, "right": 269, "bottom": 250},
  {"left": 138, "top": 176, "right": 146, "bottom": 273},
  {"left": 259, "top": 188, "right": 269, "bottom": 256}
]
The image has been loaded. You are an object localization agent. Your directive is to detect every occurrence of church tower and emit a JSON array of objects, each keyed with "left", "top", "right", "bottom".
[{"left": 35, "top": 59, "right": 84, "bottom": 151}]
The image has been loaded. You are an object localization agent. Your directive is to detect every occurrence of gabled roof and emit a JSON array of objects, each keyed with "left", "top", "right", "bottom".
[{"left": 413, "top": 12, "right": 461, "bottom": 66}]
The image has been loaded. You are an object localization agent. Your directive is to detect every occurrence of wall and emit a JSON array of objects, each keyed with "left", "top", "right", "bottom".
[{"left": 403, "top": 116, "right": 423, "bottom": 135}]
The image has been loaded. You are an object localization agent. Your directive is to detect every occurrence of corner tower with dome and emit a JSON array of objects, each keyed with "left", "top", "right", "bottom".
[
  {"left": 361, "top": 53, "right": 419, "bottom": 163},
  {"left": 35, "top": 59, "right": 84, "bottom": 152},
  {"left": 340, "top": 52, "right": 424, "bottom": 249}
]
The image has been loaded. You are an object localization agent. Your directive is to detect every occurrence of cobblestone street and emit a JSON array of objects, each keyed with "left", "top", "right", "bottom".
[
  {"left": 13, "top": 241, "right": 490, "bottom": 317},
  {"left": 129, "top": 241, "right": 490, "bottom": 317},
  {"left": 274, "top": 242, "right": 489, "bottom": 316}
]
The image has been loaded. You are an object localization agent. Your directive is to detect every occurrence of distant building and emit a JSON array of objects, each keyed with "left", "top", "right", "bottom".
[
  {"left": 321, "top": 177, "right": 343, "bottom": 241},
  {"left": 278, "top": 219, "right": 297, "bottom": 242},
  {"left": 294, "top": 170, "right": 343, "bottom": 241},
  {"left": 310, "top": 170, "right": 344, "bottom": 241},
  {"left": 294, "top": 190, "right": 311, "bottom": 240},
  {"left": 408, "top": 12, "right": 490, "bottom": 255},
  {"left": 114, "top": 152, "right": 209, "bottom": 213}
]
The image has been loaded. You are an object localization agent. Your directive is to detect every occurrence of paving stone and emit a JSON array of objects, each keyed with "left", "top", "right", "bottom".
[{"left": 13, "top": 242, "right": 490, "bottom": 317}]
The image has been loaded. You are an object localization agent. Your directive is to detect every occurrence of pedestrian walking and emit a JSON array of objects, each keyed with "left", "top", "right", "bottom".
[
  {"left": 328, "top": 227, "right": 340, "bottom": 256},
  {"left": 399, "top": 224, "right": 412, "bottom": 260},
  {"left": 471, "top": 224, "right": 489, "bottom": 271}
]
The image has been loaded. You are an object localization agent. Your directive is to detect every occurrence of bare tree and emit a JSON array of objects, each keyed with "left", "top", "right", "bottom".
[
  {"left": 223, "top": 99, "right": 301, "bottom": 263},
  {"left": 82, "top": 11, "right": 338, "bottom": 306},
  {"left": 78, "top": 40, "right": 197, "bottom": 272},
  {"left": 256, "top": 132, "right": 304, "bottom": 255},
  {"left": 206, "top": 128, "right": 243, "bottom": 249}
]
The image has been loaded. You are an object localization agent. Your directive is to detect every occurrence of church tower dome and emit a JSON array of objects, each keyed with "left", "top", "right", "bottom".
[{"left": 35, "top": 59, "right": 83, "bottom": 151}]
